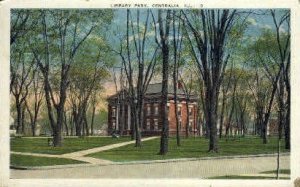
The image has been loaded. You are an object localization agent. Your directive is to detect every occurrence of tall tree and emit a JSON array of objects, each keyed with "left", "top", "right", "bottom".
[
  {"left": 10, "top": 41, "right": 35, "bottom": 134},
  {"left": 30, "top": 10, "right": 113, "bottom": 146},
  {"left": 182, "top": 10, "right": 240, "bottom": 152},
  {"left": 115, "top": 9, "right": 158, "bottom": 147},
  {"left": 270, "top": 9, "right": 290, "bottom": 149},
  {"left": 179, "top": 68, "right": 195, "bottom": 138},
  {"left": 68, "top": 37, "right": 111, "bottom": 137},
  {"left": 247, "top": 17, "right": 289, "bottom": 144},
  {"left": 218, "top": 66, "right": 233, "bottom": 138},
  {"left": 24, "top": 63, "right": 44, "bottom": 136},
  {"left": 152, "top": 10, "right": 172, "bottom": 155},
  {"left": 171, "top": 10, "right": 183, "bottom": 146}
]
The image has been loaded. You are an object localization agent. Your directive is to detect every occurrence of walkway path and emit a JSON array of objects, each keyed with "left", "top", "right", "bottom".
[
  {"left": 11, "top": 155, "right": 290, "bottom": 178},
  {"left": 11, "top": 136, "right": 158, "bottom": 165}
]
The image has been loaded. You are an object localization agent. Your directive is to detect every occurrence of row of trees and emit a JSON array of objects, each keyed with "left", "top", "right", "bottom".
[
  {"left": 10, "top": 10, "right": 114, "bottom": 146},
  {"left": 11, "top": 9, "right": 290, "bottom": 153},
  {"left": 111, "top": 9, "right": 290, "bottom": 154}
]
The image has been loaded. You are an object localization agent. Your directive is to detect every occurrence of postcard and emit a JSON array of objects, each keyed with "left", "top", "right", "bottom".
[{"left": 0, "top": 0, "right": 299, "bottom": 187}]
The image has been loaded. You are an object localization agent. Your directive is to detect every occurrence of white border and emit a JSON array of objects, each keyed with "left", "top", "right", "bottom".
[{"left": 0, "top": 0, "right": 299, "bottom": 186}]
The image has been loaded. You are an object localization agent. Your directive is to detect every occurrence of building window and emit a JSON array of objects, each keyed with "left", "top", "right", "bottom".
[
  {"left": 147, "top": 105, "right": 151, "bottom": 116},
  {"left": 112, "top": 121, "right": 116, "bottom": 129},
  {"left": 154, "top": 105, "right": 159, "bottom": 115},
  {"left": 177, "top": 106, "right": 182, "bottom": 116},
  {"left": 189, "top": 120, "right": 193, "bottom": 131},
  {"left": 188, "top": 107, "right": 193, "bottom": 117},
  {"left": 154, "top": 119, "right": 159, "bottom": 130},
  {"left": 112, "top": 107, "right": 116, "bottom": 117},
  {"left": 146, "top": 119, "right": 151, "bottom": 130}
]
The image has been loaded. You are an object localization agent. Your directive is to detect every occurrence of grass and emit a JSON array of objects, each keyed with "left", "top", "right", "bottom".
[
  {"left": 10, "top": 154, "right": 85, "bottom": 167},
  {"left": 208, "top": 175, "right": 290, "bottom": 179},
  {"left": 11, "top": 136, "right": 131, "bottom": 155},
  {"left": 87, "top": 136, "right": 290, "bottom": 162},
  {"left": 209, "top": 169, "right": 290, "bottom": 179},
  {"left": 261, "top": 169, "right": 290, "bottom": 174}
]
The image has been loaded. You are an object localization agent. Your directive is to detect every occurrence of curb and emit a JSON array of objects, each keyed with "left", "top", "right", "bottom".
[
  {"left": 110, "top": 152, "right": 290, "bottom": 166},
  {"left": 10, "top": 152, "right": 290, "bottom": 170}
]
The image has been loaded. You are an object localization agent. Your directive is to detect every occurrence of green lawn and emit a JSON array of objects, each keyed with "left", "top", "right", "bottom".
[
  {"left": 11, "top": 154, "right": 85, "bottom": 167},
  {"left": 11, "top": 136, "right": 131, "bottom": 155},
  {"left": 208, "top": 175, "right": 290, "bottom": 179},
  {"left": 87, "top": 136, "right": 289, "bottom": 162}
]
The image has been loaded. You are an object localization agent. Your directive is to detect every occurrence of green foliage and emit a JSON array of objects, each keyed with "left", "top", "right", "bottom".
[
  {"left": 97, "top": 109, "right": 108, "bottom": 126},
  {"left": 245, "top": 28, "right": 288, "bottom": 71}
]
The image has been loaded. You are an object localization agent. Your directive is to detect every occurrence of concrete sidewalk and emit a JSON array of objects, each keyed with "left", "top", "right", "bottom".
[{"left": 10, "top": 155, "right": 290, "bottom": 178}]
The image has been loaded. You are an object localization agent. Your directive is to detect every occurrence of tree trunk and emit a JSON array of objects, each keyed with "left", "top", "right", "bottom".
[
  {"left": 130, "top": 104, "right": 136, "bottom": 140},
  {"left": 16, "top": 101, "right": 22, "bottom": 134},
  {"left": 226, "top": 89, "right": 236, "bottom": 139},
  {"left": 277, "top": 75, "right": 285, "bottom": 140},
  {"left": 206, "top": 87, "right": 219, "bottom": 152},
  {"left": 219, "top": 92, "right": 226, "bottom": 139},
  {"left": 21, "top": 105, "right": 26, "bottom": 135},
  {"left": 134, "top": 102, "right": 142, "bottom": 147},
  {"left": 53, "top": 127, "right": 62, "bottom": 147},
  {"left": 64, "top": 110, "right": 69, "bottom": 136},
  {"left": 284, "top": 62, "right": 290, "bottom": 150},
  {"left": 158, "top": 10, "right": 171, "bottom": 155},
  {"left": 70, "top": 113, "right": 74, "bottom": 136},
  {"left": 173, "top": 82, "right": 180, "bottom": 146},
  {"left": 120, "top": 102, "right": 125, "bottom": 135},
  {"left": 54, "top": 106, "right": 64, "bottom": 146},
  {"left": 25, "top": 100, "right": 35, "bottom": 136},
  {"left": 90, "top": 106, "right": 96, "bottom": 136},
  {"left": 84, "top": 114, "right": 89, "bottom": 136},
  {"left": 172, "top": 10, "right": 181, "bottom": 146},
  {"left": 284, "top": 88, "right": 290, "bottom": 149},
  {"left": 185, "top": 100, "right": 190, "bottom": 138}
]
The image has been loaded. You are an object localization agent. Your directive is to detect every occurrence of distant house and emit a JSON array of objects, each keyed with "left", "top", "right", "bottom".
[{"left": 107, "top": 83, "right": 199, "bottom": 136}]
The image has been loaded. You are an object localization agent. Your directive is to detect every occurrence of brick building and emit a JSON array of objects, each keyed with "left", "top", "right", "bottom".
[{"left": 107, "top": 83, "right": 199, "bottom": 136}]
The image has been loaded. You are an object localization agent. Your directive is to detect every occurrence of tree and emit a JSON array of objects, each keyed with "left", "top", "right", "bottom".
[
  {"left": 247, "top": 19, "right": 289, "bottom": 144},
  {"left": 68, "top": 37, "right": 111, "bottom": 137},
  {"left": 270, "top": 9, "right": 290, "bottom": 150},
  {"left": 179, "top": 68, "right": 195, "bottom": 138},
  {"left": 171, "top": 10, "right": 183, "bottom": 146},
  {"left": 218, "top": 65, "right": 233, "bottom": 138},
  {"left": 24, "top": 63, "right": 44, "bottom": 136},
  {"left": 11, "top": 9, "right": 36, "bottom": 45},
  {"left": 10, "top": 41, "right": 35, "bottom": 135},
  {"left": 182, "top": 10, "right": 240, "bottom": 152},
  {"left": 115, "top": 9, "right": 158, "bottom": 147},
  {"left": 30, "top": 10, "right": 113, "bottom": 146},
  {"left": 152, "top": 10, "right": 172, "bottom": 155}
]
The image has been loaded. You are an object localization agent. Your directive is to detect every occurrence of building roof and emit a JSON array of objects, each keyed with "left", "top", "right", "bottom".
[
  {"left": 108, "top": 82, "right": 198, "bottom": 101},
  {"left": 145, "top": 82, "right": 185, "bottom": 95}
]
